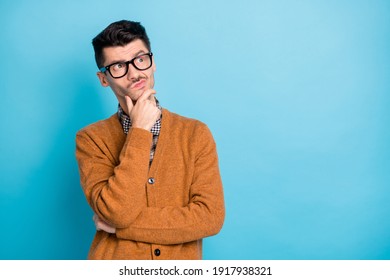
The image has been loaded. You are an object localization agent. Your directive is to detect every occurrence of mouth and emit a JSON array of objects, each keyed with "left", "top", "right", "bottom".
[{"left": 131, "top": 79, "right": 146, "bottom": 89}]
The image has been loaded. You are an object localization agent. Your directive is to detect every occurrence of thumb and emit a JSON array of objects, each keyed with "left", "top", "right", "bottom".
[{"left": 125, "top": 95, "right": 134, "bottom": 113}]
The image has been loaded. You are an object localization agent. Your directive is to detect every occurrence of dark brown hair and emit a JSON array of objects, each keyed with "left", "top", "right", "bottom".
[{"left": 92, "top": 20, "right": 151, "bottom": 68}]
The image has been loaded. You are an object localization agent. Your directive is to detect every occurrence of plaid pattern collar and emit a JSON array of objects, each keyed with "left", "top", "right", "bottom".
[{"left": 117, "top": 99, "right": 162, "bottom": 135}]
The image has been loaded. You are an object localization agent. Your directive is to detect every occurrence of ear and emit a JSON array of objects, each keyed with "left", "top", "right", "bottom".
[{"left": 97, "top": 72, "right": 110, "bottom": 87}]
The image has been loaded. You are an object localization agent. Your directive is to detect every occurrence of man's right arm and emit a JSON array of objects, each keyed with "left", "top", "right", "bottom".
[
  {"left": 76, "top": 126, "right": 152, "bottom": 228},
  {"left": 76, "top": 90, "right": 161, "bottom": 229}
]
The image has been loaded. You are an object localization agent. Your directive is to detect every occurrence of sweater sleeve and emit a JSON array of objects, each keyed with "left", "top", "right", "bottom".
[
  {"left": 75, "top": 127, "right": 153, "bottom": 228},
  {"left": 115, "top": 124, "right": 225, "bottom": 244}
]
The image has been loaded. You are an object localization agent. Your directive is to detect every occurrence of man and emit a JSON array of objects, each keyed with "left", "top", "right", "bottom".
[{"left": 75, "top": 20, "right": 225, "bottom": 260}]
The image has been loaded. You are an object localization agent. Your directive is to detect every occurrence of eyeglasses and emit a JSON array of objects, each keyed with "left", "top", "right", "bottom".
[{"left": 100, "top": 52, "right": 153, "bottom": 79}]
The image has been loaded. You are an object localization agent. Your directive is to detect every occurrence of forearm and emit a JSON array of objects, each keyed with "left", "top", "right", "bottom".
[
  {"left": 116, "top": 192, "right": 225, "bottom": 244},
  {"left": 76, "top": 127, "right": 152, "bottom": 228},
  {"left": 116, "top": 126, "right": 225, "bottom": 244}
]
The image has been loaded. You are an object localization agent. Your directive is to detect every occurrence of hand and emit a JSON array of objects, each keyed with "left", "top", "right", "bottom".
[
  {"left": 93, "top": 213, "right": 116, "bottom": 234},
  {"left": 125, "top": 89, "right": 161, "bottom": 131}
]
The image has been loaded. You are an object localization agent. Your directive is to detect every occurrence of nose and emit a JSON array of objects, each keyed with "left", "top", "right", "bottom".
[{"left": 126, "top": 63, "right": 141, "bottom": 80}]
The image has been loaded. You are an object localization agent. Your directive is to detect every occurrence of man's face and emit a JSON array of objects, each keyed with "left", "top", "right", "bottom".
[{"left": 97, "top": 39, "right": 156, "bottom": 105}]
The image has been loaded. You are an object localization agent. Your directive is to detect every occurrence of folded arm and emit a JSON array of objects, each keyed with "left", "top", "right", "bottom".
[
  {"left": 115, "top": 125, "right": 225, "bottom": 244},
  {"left": 77, "top": 123, "right": 225, "bottom": 244},
  {"left": 76, "top": 127, "right": 152, "bottom": 228}
]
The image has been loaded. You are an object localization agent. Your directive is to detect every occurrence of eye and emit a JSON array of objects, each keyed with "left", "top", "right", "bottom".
[
  {"left": 136, "top": 57, "right": 145, "bottom": 63},
  {"left": 112, "top": 63, "right": 125, "bottom": 71}
]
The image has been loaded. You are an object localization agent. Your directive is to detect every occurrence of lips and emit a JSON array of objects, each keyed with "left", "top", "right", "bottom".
[{"left": 131, "top": 79, "right": 146, "bottom": 89}]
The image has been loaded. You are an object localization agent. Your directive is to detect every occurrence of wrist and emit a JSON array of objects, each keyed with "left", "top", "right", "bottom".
[{"left": 131, "top": 122, "right": 152, "bottom": 131}]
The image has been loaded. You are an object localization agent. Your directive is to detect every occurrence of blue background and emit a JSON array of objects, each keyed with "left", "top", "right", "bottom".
[{"left": 1, "top": 0, "right": 389, "bottom": 260}]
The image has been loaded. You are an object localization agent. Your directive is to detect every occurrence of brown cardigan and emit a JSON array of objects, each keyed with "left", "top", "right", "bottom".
[{"left": 75, "top": 108, "right": 225, "bottom": 259}]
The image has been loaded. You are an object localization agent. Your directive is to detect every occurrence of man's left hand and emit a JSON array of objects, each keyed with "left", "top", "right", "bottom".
[{"left": 93, "top": 213, "right": 116, "bottom": 234}]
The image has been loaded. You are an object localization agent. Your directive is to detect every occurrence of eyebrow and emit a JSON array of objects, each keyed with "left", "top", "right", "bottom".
[{"left": 106, "top": 50, "right": 147, "bottom": 66}]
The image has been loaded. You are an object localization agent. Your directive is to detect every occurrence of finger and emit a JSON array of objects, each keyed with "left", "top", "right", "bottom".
[
  {"left": 125, "top": 95, "right": 134, "bottom": 112},
  {"left": 148, "top": 91, "right": 156, "bottom": 102},
  {"left": 138, "top": 89, "right": 156, "bottom": 102},
  {"left": 150, "top": 96, "right": 157, "bottom": 106}
]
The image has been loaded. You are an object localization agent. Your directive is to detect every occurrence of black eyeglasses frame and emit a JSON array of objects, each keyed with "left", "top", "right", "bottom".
[{"left": 99, "top": 52, "right": 153, "bottom": 79}]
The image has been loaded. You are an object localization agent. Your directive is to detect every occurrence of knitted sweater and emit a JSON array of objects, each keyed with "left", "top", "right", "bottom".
[{"left": 75, "top": 108, "right": 225, "bottom": 259}]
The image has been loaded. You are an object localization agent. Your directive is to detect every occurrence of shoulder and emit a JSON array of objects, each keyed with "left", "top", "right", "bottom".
[
  {"left": 163, "top": 108, "right": 214, "bottom": 140},
  {"left": 164, "top": 108, "right": 207, "bottom": 127},
  {"left": 76, "top": 114, "right": 122, "bottom": 140}
]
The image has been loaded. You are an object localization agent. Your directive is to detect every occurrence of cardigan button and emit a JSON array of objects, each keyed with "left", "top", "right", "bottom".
[
  {"left": 154, "top": 249, "right": 161, "bottom": 256},
  {"left": 148, "top": 177, "right": 155, "bottom": 184}
]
